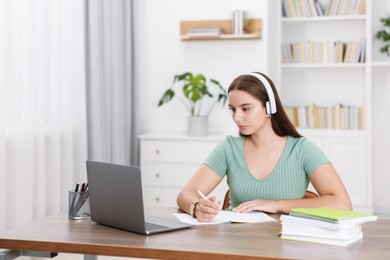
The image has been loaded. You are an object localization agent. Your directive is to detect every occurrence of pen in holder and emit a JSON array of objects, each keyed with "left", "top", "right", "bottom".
[{"left": 68, "top": 190, "right": 91, "bottom": 220}]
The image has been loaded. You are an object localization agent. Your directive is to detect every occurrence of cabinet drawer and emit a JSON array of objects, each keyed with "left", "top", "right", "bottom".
[
  {"left": 140, "top": 140, "right": 219, "bottom": 163},
  {"left": 141, "top": 164, "right": 198, "bottom": 186},
  {"left": 143, "top": 187, "right": 181, "bottom": 207},
  {"left": 141, "top": 164, "right": 229, "bottom": 190},
  {"left": 143, "top": 186, "right": 229, "bottom": 208}
]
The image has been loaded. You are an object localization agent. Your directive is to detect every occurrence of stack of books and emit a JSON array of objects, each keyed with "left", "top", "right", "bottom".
[
  {"left": 280, "top": 208, "right": 377, "bottom": 246},
  {"left": 284, "top": 103, "right": 365, "bottom": 130}
]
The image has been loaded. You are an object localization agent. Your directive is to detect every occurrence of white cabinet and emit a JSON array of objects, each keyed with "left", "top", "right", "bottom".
[
  {"left": 139, "top": 133, "right": 228, "bottom": 208},
  {"left": 301, "top": 129, "right": 371, "bottom": 212}
]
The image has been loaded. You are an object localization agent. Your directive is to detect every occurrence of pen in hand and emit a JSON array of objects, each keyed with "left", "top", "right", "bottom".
[
  {"left": 196, "top": 190, "right": 220, "bottom": 221},
  {"left": 197, "top": 190, "right": 208, "bottom": 200}
]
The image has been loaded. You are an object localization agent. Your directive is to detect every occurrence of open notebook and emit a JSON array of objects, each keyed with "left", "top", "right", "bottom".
[{"left": 173, "top": 210, "right": 276, "bottom": 225}]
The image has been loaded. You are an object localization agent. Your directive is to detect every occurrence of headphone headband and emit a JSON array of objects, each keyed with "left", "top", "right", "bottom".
[{"left": 242, "top": 72, "right": 277, "bottom": 114}]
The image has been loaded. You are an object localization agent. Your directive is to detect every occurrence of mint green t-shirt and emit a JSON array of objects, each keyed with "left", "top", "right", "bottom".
[{"left": 204, "top": 136, "right": 329, "bottom": 209}]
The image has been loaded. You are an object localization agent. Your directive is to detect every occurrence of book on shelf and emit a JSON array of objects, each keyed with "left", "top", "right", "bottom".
[
  {"left": 279, "top": 207, "right": 377, "bottom": 246},
  {"left": 315, "top": 0, "right": 325, "bottom": 16},
  {"left": 308, "top": 0, "right": 319, "bottom": 17},
  {"left": 282, "top": 40, "right": 364, "bottom": 64},
  {"left": 282, "top": 0, "right": 366, "bottom": 18},
  {"left": 186, "top": 27, "right": 225, "bottom": 38},
  {"left": 284, "top": 103, "right": 364, "bottom": 130}
]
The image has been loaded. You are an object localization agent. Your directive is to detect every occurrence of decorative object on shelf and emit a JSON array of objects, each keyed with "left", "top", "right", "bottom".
[
  {"left": 188, "top": 116, "right": 209, "bottom": 136},
  {"left": 375, "top": 14, "right": 390, "bottom": 57},
  {"left": 158, "top": 72, "right": 227, "bottom": 136},
  {"left": 232, "top": 10, "right": 249, "bottom": 35}
]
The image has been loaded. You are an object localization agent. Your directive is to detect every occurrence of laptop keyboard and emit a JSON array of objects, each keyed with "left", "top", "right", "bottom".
[{"left": 145, "top": 222, "right": 169, "bottom": 232}]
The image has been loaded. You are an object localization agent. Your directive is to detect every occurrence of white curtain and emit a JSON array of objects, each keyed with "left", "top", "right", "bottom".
[
  {"left": 0, "top": 0, "right": 87, "bottom": 231},
  {"left": 85, "top": 0, "right": 135, "bottom": 165}
]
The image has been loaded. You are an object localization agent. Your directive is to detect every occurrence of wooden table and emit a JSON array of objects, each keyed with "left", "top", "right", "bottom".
[{"left": 0, "top": 207, "right": 389, "bottom": 260}]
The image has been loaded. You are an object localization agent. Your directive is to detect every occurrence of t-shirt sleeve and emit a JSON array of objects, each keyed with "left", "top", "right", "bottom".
[
  {"left": 300, "top": 138, "right": 330, "bottom": 177},
  {"left": 203, "top": 139, "right": 228, "bottom": 178}
]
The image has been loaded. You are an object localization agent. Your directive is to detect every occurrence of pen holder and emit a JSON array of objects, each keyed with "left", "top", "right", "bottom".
[{"left": 68, "top": 190, "right": 91, "bottom": 220}]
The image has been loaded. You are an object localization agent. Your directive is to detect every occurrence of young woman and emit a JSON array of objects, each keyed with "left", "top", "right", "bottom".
[{"left": 177, "top": 72, "right": 352, "bottom": 222}]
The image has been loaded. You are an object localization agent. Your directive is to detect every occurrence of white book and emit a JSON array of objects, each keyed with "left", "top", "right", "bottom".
[
  {"left": 188, "top": 27, "right": 224, "bottom": 33},
  {"left": 281, "top": 222, "right": 362, "bottom": 240},
  {"left": 280, "top": 231, "right": 363, "bottom": 246},
  {"left": 283, "top": 0, "right": 291, "bottom": 17},
  {"left": 308, "top": 0, "right": 319, "bottom": 16},
  {"left": 359, "top": 38, "right": 366, "bottom": 63},
  {"left": 186, "top": 32, "right": 222, "bottom": 38},
  {"left": 314, "top": 0, "right": 325, "bottom": 16},
  {"left": 297, "top": 106, "right": 308, "bottom": 128},
  {"left": 186, "top": 27, "right": 225, "bottom": 38},
  {"left": 280, "top": 213, "right": 376, "bottom": 230}
]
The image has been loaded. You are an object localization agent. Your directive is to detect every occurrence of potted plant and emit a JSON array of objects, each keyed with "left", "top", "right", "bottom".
[
  {"left": 375, "top": 14, "right": 390, "bottom": 57},
  {"left": 158, "top": 72, "right": 227, "bottom": 135}
]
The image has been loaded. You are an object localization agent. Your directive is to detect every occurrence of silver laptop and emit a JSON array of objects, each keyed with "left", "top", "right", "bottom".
[{"left": 86, "top": 160, "right": 193, "bottom": 235}]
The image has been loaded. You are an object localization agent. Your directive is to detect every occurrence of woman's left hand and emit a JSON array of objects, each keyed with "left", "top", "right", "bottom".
[{"left": 232, "top": 200, "right": 279, "bottom": 213}]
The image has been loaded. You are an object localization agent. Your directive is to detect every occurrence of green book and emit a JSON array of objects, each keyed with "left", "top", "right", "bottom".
[{"left": 290, "top": 208, "right": 377, "bottom": 224}]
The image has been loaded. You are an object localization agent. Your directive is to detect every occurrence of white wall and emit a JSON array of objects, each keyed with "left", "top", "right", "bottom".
[
  {"left": 132, "top": 0, "right": 390, "bottom": 215},
  {"left": 372, "top": 0, "right": 390, "bottom": 215},
  {"left": 133, "top": 0, "right": 273, "bottom": 136}
]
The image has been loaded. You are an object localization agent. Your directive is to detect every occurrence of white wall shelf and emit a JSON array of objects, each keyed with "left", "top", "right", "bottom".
[
  {"left": 281, "top": 63, "right": 366, "bottom": 68},
  {"left": 180, "top": 19, "right": 262, "bottom": 41},
  {"left": 372, "top": 61, "right": 390, "bottom": 67},
  {"left": 281, "top": 15, "right": 366, "bottom": 23}
]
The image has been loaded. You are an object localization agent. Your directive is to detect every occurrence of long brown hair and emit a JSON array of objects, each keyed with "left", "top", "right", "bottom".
[{"left": 228, "top": 72, "right": 302, "bottom": 138}]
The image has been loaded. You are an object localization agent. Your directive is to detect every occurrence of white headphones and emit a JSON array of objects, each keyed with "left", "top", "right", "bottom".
[{"left": 242, "top": 72, "right": 277, "bottom": 115}]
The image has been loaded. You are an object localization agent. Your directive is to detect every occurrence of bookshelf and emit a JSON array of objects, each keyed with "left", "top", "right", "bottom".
[
  {"left": 276, "top": 0, "right": 373, "bottom": 212},
  {"left": 180, "top": 19, "right": 262, "bottom": 41}
]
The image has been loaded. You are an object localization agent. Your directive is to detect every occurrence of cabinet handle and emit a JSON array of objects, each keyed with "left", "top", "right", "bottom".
[
  {"left": 155, "top": 197, "right": 160, "bottom": 202},
  {"left": 155, "top": 149, "right": 160, "bottom": 155},
  {"left": 155, "top": 173, "right": 160, "bottom": 178}
]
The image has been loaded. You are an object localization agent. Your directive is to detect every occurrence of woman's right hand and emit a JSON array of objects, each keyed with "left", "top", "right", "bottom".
[{"left": 194, "top": 195, "right": 220, "bottom": 222}]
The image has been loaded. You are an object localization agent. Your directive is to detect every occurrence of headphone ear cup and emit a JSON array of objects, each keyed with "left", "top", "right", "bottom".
[{"left": 265, "top": 101, "right": 271, "bottom": 115}]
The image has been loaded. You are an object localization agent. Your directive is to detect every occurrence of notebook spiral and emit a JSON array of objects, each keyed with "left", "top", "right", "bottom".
[{"left": 280, "top": 214, "right": 340, "bottom": 231}]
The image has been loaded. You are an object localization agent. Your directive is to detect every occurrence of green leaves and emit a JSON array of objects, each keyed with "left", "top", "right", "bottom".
[
  {"left": 381, "top": 16, "right": 390, "bottom": 27},
  {"left": 157, "top": 72, "right": 227, "bottom": 116},
  {"left": 375, "top": 14, "right": 390, "bottom": 56},
  {"left": 158, "top": 89, "right": 175, "bottom": 107},
  {"left": 182, "top": 73, "right": 210, "bottom": 103}
]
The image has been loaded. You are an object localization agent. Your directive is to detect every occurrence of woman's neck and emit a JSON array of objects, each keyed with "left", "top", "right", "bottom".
[{"left": 248, "top": 125, "right": 285, "bottom": 150}]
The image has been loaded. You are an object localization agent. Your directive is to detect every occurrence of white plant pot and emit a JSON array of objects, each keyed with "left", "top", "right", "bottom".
[{"left": 188, "top": 116, "right": 209, "bottom": 136}]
